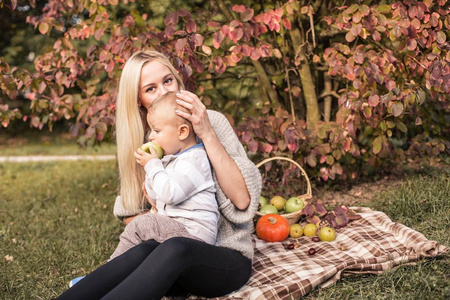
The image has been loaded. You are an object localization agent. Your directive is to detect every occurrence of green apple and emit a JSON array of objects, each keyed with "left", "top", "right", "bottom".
[
  {"left": 140, "top": 142, "right": 164, "bottom": 159},
  {"left": 289, "top": 224, "right": 304, "bottom": 238},
  {"left": 259, "top": 204, "right": 279, "bottom": 215},
  {"left": 270, "top": 196, "right": 286, "bottom": 211},
  {"left": 259, "top": 196, "right": 268, "bottom": 209},
  {"left": 284, "top": 196, "right": 305, "bottom": 214},
  {"left": 318, "top": 226, "right": 336, "bottom": 242}
]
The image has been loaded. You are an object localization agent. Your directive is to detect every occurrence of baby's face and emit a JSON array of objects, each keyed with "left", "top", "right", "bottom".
[{"left": 147, "top": 108, "right": 182, "bottom": 156}]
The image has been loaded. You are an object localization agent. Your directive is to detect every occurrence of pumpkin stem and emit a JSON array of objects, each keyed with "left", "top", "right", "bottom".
[{"left": 268, "top": 217, "right": 277, "bottom": 224}]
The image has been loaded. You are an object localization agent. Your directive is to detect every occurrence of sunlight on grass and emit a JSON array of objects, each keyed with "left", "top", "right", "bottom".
[
  {"left": 0, "top": 161, "right": 122, "bottom": 299},
  {"left": 304, "top": 169, "right": 449, "bottom": 300},
  {"left": 0, "top": 162, "right": 448, "bottom": 299},
  {"left": 0, "top": 133, "right": 116, "bottom": 156}
]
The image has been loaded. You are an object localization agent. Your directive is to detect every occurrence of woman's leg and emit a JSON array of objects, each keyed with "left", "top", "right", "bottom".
[
  {"left": 57, "top": 240, "right": 161, "bottom": 300},
  {"left": 103, "top": 237, "right": 252, "bottom": 299}
]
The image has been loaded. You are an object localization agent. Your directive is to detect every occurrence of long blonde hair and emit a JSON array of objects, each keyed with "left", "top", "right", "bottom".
[{"left": 115, "top": 50, "right": 185, "bottom": 212}]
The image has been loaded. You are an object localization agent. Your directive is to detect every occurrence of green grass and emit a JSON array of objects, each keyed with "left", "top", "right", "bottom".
[
  {"left": 0, "top": 161, "right": 448, "bottom": 299},
  {"left": 304, "top": 169, "right": 450, "bottom": 300},
  {"left": 0, "top": 132, "right": 116, "bottom": 156},
  {"left": 0, "top": 161, "right": 122, "bottom": 299}
]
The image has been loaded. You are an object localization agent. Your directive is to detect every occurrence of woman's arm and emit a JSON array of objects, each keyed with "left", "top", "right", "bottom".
[{"left": 175, "top": 90, "right": 250, "bottom": 210}]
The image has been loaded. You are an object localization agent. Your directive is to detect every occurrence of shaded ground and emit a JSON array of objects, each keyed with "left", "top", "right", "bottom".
[{"left": 315, "top": 158, "right": 448, "bottom": 208}]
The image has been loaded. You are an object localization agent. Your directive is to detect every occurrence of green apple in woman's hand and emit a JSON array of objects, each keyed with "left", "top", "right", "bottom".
[{"left": 140, "top": 142, "right": 164, "bottom": 159}]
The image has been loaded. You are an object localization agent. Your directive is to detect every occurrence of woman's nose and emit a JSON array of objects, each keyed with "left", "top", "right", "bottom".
[{"left": 159, "top": 85, "right": 168, "bottom": 96}]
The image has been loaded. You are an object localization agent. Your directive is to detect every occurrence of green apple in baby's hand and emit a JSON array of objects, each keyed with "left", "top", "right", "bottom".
[{"left": 140, "top": 142, "right": 164, "bottom": 159}]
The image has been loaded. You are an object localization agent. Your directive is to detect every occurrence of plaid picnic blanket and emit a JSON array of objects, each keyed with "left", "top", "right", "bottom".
[{"left": 187, "top": 207, "right": 448, "bottom": 300}]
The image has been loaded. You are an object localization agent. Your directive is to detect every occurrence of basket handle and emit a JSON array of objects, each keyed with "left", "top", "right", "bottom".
[{"left": 256, "top": 156, "right": 312, "bottom": 196}]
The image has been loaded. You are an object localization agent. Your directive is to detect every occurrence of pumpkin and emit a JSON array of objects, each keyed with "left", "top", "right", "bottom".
[{"left": 256, "top": 214, "right": 290, "bottom": 242}]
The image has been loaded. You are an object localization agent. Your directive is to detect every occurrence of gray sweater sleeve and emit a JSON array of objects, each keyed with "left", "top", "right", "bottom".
[
  {"left": 113, "top": 110, "right": 261, "bottom": 226},
  {"left": 207, "top": 110, "right": 262, "bottom": 224},
  {"left": 113, "top": 195, "right": 148, "bottom": 221}
]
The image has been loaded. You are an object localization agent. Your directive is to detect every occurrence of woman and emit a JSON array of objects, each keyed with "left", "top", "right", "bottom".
[{"left": 58, "top": 50, "right": 262, "bottom": 299}]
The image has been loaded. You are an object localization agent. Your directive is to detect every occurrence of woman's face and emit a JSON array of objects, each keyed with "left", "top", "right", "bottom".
[{"left": 139, "top": 60, "right": 179, "bottom": 108}]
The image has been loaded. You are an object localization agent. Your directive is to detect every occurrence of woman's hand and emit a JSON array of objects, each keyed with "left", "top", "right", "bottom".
[
  {"left": 142, "top": 182, "right": 157, "bottom": 209},
  {"left": 175, "top": 90, "right": 214, "bottom": 140}
]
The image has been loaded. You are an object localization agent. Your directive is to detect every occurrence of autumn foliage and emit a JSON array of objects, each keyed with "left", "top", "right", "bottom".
[{"left": 0, "top": 0, "right": 448, "bottom": 181}]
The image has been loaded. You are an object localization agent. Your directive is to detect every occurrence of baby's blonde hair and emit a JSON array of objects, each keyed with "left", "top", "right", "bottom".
[
  {"left": 115, "top": 50, "right": 185, "bottom": 212},
  {"left": 147, "top": 92, "right": 193, "bottom": 134}
]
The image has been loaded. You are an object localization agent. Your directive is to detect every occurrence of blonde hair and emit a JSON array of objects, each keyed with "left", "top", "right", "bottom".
[{"left": 115, "top": 50, "right": 185, "bottom": 212}]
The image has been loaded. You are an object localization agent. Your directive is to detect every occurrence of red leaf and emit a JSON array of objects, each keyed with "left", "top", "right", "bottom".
[
  {"left": 164, "top": 25, "right": 175, "bottom": 38},
  {"left": 241, "top": 44, "right": 252, "bottom": 56},
  {"left": 368, "top": 94, "right": 380, "bottom": 107},
  {"left": 302, "top": 204, "right": 314, "bottom": 216},
  {"left": 202, "top": 45, "right": 211, "bottom": 55},
  {"left": 175, "top": 38, "right": 187, "bottom": 51},
  {"left": 250, "top": 48, "right": 261, "bottom": 60},
  {"left": 186, "top": 20, "right": 197, "bottom": 33},
  {"left": 385, "top": 80, "right": 396, "bottom": 91},
  {"left": 407, "top": 39, "right": 417, "bottom": 51},
  {"left": 307, "top": 215, "right": 321, "bottom": 224},
  {"left": 221, "top": 25, "right": 230, "bottom": 37},
  {"left": 230, "top": 27, "right": 243, "bottom": 43},
  {"left": 193, "top": 34, "right": 203, "bottom": 47},
  {"left": 207, "top": 21, "right": 221, "bottom": 28},
  {"left": 263, "top": 143, "right": 273, "bottom": 153},
  {"left": 213, "top": 31, "right": 224, "bottom": 49},
  {"left": 232, "top": 4, "right": 246, "bottom": 13},
  {"left": 241, "top": 9, "right": 254, "bottom": 22},
  {"left": 248, "top": 140, "right": 258, "bottom": 152},
  {"left": 282, "top": 18, "right": 291, "bottom": 30},
  {"left": 315, "top": 203, "right": 327, "bottom": 216},
  {"left": 372, "top": 30, "right": 381, "bottom": 41},
  {"left": 345, "top": 31, "right": 355, "bottom": 42},
  {"left": 164, "top": 12, "right": 178, "bottom": 25}
]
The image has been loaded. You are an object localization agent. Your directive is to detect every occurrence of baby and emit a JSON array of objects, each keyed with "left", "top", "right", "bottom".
[{"left": 110, "top": 92, "right": 218, "bottom": 259}]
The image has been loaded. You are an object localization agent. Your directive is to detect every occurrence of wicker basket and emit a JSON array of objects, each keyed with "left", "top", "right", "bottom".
[{"left": 255, "top": 156, "right": 312, "bottom": 225}]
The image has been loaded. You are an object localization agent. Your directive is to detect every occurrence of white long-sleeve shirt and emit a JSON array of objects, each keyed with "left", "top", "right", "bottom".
[{"left": 144, "top": 143, "right": 218, "bottom": 244}]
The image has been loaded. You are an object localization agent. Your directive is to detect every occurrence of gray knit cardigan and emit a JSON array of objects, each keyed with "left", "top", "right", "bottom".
[{"left": 113, "top": 110, "right": 262, "bottom": 260}]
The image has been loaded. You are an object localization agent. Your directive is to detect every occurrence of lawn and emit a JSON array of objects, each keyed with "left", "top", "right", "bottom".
[
  {"left": 0, "top": 132, "right": 116, "bottom": 156},
  {"left": 0, "top": 160, "right": 448, "bottom": 299}
]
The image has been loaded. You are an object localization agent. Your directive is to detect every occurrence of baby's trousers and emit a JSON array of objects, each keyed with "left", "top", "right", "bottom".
[
  {"left": 109, "top": 213, "right": 200, "bottom": 260},
  {"left": 57, "top": 237, "right": 252, "bottom": 300}
]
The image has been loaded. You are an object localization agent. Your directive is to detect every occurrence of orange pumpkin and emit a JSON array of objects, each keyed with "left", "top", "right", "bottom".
[{"left": 256, "top": 214, "right": 290, "bottom": 242}]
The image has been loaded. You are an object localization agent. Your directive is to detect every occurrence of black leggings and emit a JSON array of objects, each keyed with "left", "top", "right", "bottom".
[{"left": 57, "top": 237, "right": 252, "bottom": 300}]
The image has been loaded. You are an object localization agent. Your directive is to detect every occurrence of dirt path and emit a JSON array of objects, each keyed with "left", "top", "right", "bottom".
[{"left": 0, "top": 155, "right": 116, "bottom": 162}]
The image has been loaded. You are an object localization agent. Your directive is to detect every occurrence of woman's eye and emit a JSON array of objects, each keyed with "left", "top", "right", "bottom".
[
  {"left": 146, "top": 86, "right": 155, "bottom": 92},
  {"left": 164, "top": 78, "right": 173, "bottom": 84}
]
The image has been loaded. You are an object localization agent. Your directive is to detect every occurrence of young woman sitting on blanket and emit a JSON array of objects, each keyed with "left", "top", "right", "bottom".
[{"left": 57, "top": 49, "right": 262, "bottom": 299}]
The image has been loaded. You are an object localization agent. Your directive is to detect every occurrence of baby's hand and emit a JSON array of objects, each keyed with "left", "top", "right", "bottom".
[{"left": 134, "top": 148, "right": 158, "bottom": 167}]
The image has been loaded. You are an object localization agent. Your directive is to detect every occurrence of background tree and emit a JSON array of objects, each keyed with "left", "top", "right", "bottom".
[{"left": 0, "top": 0, "right": 448, "bottom": 182}]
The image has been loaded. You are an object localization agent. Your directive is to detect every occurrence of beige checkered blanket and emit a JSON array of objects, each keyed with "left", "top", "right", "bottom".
[{"left": 190, "top": 207, "right": 448, "bottom": 300}]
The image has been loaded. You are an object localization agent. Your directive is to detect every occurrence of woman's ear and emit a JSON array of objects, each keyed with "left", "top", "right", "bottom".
[{"left": 178, "top": 124, "right": 190, "bottom": 141}]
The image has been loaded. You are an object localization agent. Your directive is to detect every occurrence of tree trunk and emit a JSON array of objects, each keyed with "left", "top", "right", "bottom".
[
  {"left": 324, "top": 73, "right": 332, "bottom": 122},
  {"left": 289, "top": 25, "right": 321, "bottom": 128}
]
